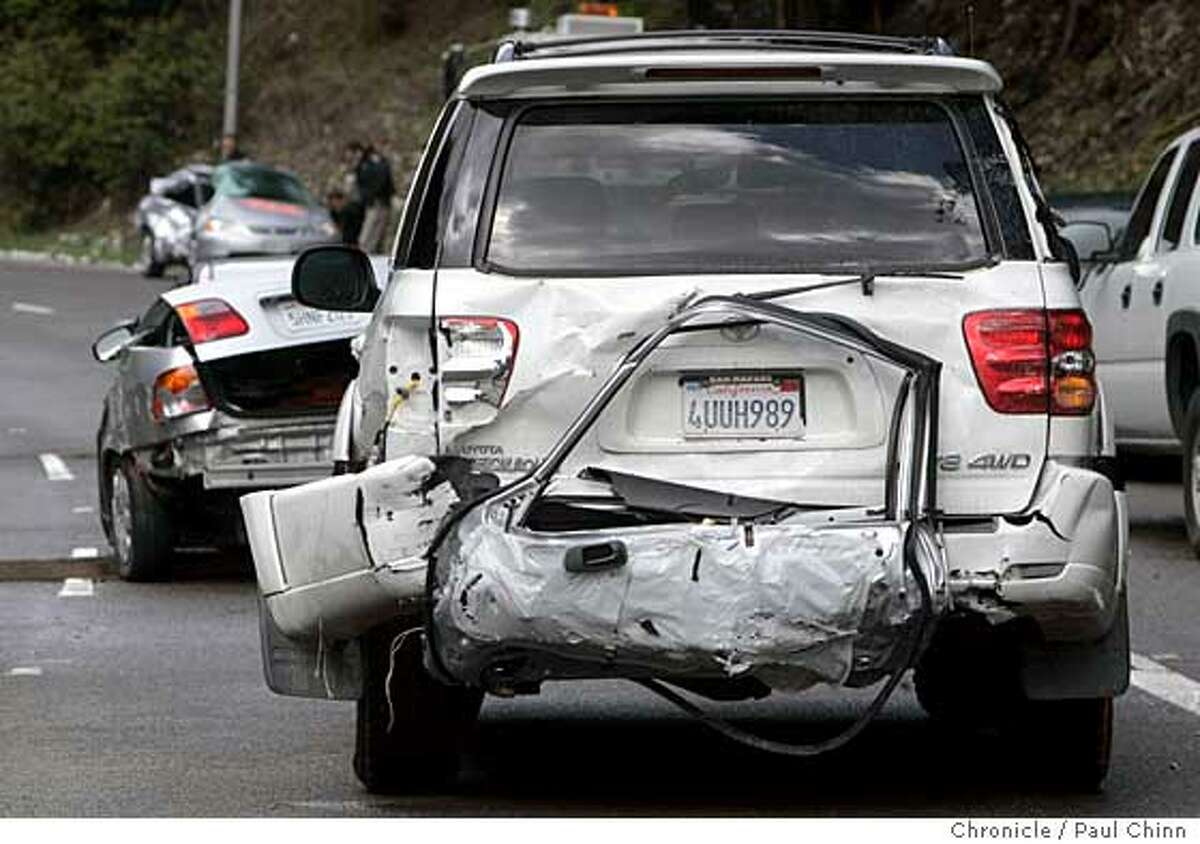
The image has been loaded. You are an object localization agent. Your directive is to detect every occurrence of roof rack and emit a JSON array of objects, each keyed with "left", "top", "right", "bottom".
[{"left": 494, "top": 29, "right": 956, "bottom": 63}]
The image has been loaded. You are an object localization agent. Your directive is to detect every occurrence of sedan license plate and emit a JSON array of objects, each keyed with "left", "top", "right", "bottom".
[
  {"left": 269, "top": 298, "right": 368, "bottom": 335},
  {"left": 681, "top": 374, "right": 805, "bottom": 439}
]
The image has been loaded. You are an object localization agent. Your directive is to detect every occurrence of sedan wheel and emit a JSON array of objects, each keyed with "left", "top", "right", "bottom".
[
  {"left": 110, "top": 466, "right": 133, "bottom": 564},
  {"left": 139, "top": 230, "right": 165, "bottom": 278},
  {"left": 108, "top": 459, "right": 174, "bottom": 581}
]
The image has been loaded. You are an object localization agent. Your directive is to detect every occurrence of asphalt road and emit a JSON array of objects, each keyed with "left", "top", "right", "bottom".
[
  {"left": 1, "top": 261, "right": 1199, "bottom": 817},
  {"left": 0, "top": 260, "right": 160, "bottom": 560}
]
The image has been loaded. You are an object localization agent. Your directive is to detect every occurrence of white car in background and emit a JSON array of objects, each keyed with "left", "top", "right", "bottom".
[
  {"left": 243, "top": 31, "right": 1128, "bottom": 794},
  {"left": 93, "top": 256, "right": 385, "bottom": 580}
]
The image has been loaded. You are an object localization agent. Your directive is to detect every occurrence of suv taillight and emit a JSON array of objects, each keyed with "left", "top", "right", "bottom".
[
  {"left": 963, "top": 309, "right": 1095, "bottom": 416},
  {"left": 439, "top": 317, "right": 519, "bottom": 407},
  {"left": 176, "top": 299, "right": 249, "bottom": 344},
  {"left": 152, "top": 365, "right": 210, "bottom": 421}
]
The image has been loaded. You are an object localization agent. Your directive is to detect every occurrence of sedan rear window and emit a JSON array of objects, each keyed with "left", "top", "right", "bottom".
[{"left": 485, "top": 100, "right": 988, "bottom": 275}]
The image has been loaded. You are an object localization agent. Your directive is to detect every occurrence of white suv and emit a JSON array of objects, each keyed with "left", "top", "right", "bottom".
[{"left": 242, "top": 31, "right": 1128, "bottom": 794}]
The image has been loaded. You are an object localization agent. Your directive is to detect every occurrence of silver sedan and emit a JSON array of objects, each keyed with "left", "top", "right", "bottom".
[
  {"left": 92, "top": 255, "right": 385, "bottom": 580},
  {"left": 192, "top": 162, "right": 339, "bottom": 263}
]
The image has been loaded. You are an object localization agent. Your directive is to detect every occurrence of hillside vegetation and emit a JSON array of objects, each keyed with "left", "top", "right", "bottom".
[{"left": 1, "top": 0, "right": 1194, "bottom": 242}]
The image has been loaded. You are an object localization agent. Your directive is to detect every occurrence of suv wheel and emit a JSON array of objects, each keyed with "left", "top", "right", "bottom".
[
  {"left": 1013, "top": 697, "right": 1113, "bottom": 791},
  {"left": 353, "top": 622, "right": 483, "bottom": 794},
  {"left": 139, "top": 230, "right": 164, "bottom": 278},
  {"left": 108, "top": 458, "right": 174, "bottom": 581},
  {"left": 1182, "top": 393, "right": 1200, "bottom": 557},
  {"left": 914, "top": 618, "right": 1020, "bottom": 725}
]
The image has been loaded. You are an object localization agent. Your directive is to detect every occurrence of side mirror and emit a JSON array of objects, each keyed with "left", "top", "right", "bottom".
[
  {"left": 1059, "top": 220, "right": 1115, "bottom": 262},
  {"left": 292, "top": 245, "right": 378, "bottom": 312},
  {"left": 92, "top": 319, "right": 139, "bottom": 362}
]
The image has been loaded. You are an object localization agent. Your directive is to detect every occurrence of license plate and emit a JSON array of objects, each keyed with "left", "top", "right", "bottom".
[
  {"left": 269, "top": 298, "right": 368, "bottom": 335},
  {"left": 681, "top": 374, "right": 805, "bottom": 439}
]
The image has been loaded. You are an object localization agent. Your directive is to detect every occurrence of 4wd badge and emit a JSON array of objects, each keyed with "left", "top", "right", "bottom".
[{"left": 939, "top": 453, "right": 1032, "bottom": 472}]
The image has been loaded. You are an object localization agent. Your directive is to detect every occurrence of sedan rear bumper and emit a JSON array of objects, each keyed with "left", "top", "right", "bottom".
[{"left": 149, "top": 412, "right": 338, "bottom": 490}]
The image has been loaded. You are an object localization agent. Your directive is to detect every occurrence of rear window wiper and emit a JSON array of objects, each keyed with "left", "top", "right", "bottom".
[{"left": 746, "top": 267, "right": 966, "bottom": 301}]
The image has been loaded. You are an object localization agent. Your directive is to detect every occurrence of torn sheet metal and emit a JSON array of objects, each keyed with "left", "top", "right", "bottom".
[
  {"left": 242, "top": 455, "right": 458, "bottom": 640},
  {"left": 425, "top": 295, "right": 946, "bottom": 691},
  {"left": 431, "top": 505, "right": 945, "bottom": 690}
]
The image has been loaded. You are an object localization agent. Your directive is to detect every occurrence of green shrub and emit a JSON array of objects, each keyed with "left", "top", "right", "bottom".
[{"left": 0, "top": 1, "right": 221, "bottom": 228}]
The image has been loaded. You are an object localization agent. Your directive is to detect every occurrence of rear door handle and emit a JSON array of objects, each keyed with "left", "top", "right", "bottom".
[
  {"left": 1120, "top": 284, "right": 1132, "bottom": 309},
  {"left": 1152, "top": 279, "right": 1164, "bottom": 306},
  {"left": 564, "top": 540, "right": 627, "bottom": 573}
]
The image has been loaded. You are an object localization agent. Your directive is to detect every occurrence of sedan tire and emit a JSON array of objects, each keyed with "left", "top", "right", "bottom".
[
  {"left": 139, "top": 230, "right": 165, "bottom": 279},
  {"left": 108, "top": 458, "right": 174, "bottom": 582}
]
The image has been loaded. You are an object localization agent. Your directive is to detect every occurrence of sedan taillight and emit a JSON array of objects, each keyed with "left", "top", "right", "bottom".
[
  {"left": 439, "top": 317, "right": 519, "bottom": 408},
  {"left": 963, "top": 308, "right": 1095, "bottom": 416},
  {"left": 152, "top": 365, "right": 210, "bottom": 421},
  {"left": 176, "top": 299, "right": 249, "bottom": 344}
]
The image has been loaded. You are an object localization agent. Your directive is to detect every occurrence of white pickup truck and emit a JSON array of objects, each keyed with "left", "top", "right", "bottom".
[{"left": 1076, "top": 127, "right": 1200, "bottom": 552}]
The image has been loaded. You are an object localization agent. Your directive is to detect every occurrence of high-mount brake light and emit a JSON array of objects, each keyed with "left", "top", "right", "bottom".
[
  {"left": 176, "top": 299, "right": 249, "bottom": 344},
  {"left": 644, "top": 66, "right": 823, "bottom": 81},
  {"left": 439, "top": 317, "right": 519, "bottom": 408},
  {"left": 152, "top": 365, "right": 210, "bottom": 421},
  {"left": 963, "top": 309, "right": 1096, "bottom": 416}
]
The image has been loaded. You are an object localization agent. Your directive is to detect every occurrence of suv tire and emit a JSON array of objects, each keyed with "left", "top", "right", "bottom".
[
  {"left": 1014, "top": 697, "right": 1113, "bottom": 792},
  {"left": 1181, "top": 392, "right": 1200, "bottom": 557},
  {"left": 914, "top": 619, "right": 1019, "bottom": 725},
  {"left": 353, "top": 623, "right": 483, "bottom": 794},
  {"left": 108, "top": 458, "right": 174, "bottom": 581}
]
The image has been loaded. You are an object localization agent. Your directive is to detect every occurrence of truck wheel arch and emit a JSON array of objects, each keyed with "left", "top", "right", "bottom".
[{"left": 1165, "top": 311, "right": 1200, "bottom": 437}]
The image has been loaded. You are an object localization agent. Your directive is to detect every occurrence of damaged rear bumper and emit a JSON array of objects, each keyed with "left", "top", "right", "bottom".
[
  {"left": 149, "top": 411, "right": 339, "bottom": 490},
  {"left": 243, "top": 455, "right": 458, "bottom": 640},
  {"left": 944, "top": 459, "right": 1126, "bottom": 643}
]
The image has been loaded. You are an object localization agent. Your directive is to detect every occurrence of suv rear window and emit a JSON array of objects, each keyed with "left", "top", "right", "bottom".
[{"left": 485, "top": 100, "right": 988, "bottom": 275}]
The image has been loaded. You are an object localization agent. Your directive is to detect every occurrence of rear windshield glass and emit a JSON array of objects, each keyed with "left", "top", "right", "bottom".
[
  {"left": 486, "top": 100, "right": 988, "bottom": 275},
  {"left": 213, "top": 164, "right": 315, "bottom": 207}
]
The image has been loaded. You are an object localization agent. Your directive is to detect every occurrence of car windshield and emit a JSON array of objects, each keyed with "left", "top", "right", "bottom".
[
  {"left": 486, "top": 100, "right": 989, "bottom": 274},
  {"left": 212, "top": 163, "right": 315, "bottom": 206}
]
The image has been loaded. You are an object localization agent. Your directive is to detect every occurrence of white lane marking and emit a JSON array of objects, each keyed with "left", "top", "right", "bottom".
[
  {"left": 7, "top": 667, "right": 43, "bottom": 677},
  {"left": 58, "top": 578, "right": 94, "bottom": 598},
  {"left": 12, "top": 302, "right": 55, "bottom": 315},
  {"left": 37, "top": 453, "right": 73, "bottom": 481},
  {"left": 71, "top": 506, "right": 94, "bottom": 514},
  {"left": 70, "top": 547, "right": 99, "bottom": 559},
  {"left": 1132, "top": 653, "right": 1200, "bottom": 716},
  {"left": 7, "top": 427, "right": 27, "bottom": 435}
]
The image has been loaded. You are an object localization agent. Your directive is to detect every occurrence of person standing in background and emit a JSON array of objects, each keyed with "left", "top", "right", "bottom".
[
  {"left": 347, "top": 140, "right": 395, "bottom": 253},
  {"left": 326, "top": 188, "right": 363, "bottom": 245}
]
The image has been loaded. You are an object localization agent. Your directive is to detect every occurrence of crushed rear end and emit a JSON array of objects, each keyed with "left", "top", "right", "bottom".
[{"left": 244, "top": 296, "right": 949, "bottom": 699}]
